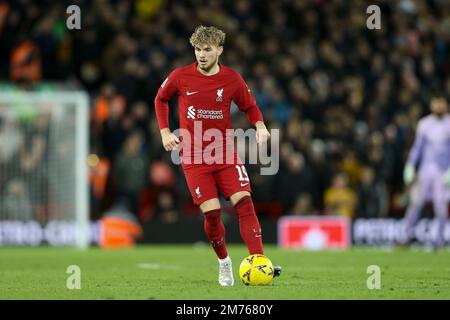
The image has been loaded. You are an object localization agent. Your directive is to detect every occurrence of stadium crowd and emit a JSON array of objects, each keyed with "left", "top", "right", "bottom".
[{"left": 1, "top": 0, "right": 449, "bottom": 222}]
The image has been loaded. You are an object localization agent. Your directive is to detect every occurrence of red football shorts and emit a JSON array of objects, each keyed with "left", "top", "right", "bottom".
[{"left": 183, "top": 161, "right": 252, "bottom": 205}]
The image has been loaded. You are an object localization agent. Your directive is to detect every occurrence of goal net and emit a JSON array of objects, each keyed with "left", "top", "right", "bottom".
[{"left": 0, "top": 90, "right": 90, "bottom": 248}]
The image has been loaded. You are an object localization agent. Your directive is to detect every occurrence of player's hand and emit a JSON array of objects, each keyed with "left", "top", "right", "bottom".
[
  {"left": 443, "top": 168, "right": 450, "bottom": 187},
  {"left": 160, "top": 128, "right": 180, "bottom": 151},
  {"left": 255, "top": 122, "right": 270, "bottom": 146},
  {"left": 403, "top": 163, "right": 415, "bottom": 185}
]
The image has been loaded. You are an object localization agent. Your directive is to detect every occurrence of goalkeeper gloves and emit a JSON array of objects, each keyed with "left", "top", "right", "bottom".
[
  {"left": 403, "top": 163, "right": 415, "bottom": 185},
  {"left": 443, "top": 168, "right": 450, "bottom": 187}
]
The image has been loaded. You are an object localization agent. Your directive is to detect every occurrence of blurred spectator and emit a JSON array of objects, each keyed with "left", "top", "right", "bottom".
[
  {"left": 154, "top": 191, "right": 179, "bottom": 224},
  {"left": 113, "top": 130, "right": 148, "bottom": 214},
  {"left": 99, "top": 200, "right": 143, "bottom": 249},
  {"left": 10, "top": 40, "right": 42, "bottom": 83},
  {"left": 291, "top": 193, "right": 317, "bottom": 216},
  {"left": 93, "top": 83, "right": 126, "bottom": 134},
  {"left": 0, "top": 178, "right": 33, "bottom": 221},
  {"left": 18, "top": 130, "right": 48, "bottom": 222},
  {"left": 341, "top": 150, "right": 362, "bottom": 188},
  {"left": 137, "top": 160, "right": 177, "bottom": 222},
  {"left": 275, "top": 151, "right": 317, "bottom": 211},
  {"left": 324, "top": 172, "right": 357, "bottom": 219},
  {"left": 356, "top": 166, "right": 389, "bottom": 218},
  {"left": 99, "top": 92, "right": 128, "bottom": 160},
  {"left": 0, "top": 116, "right": 24, "bottom": 164},
  {"left": 89, "top": 154, "right": 110, "bottom": 219},
  {"left": 149, "top": 160, "right": 176, "bottom": 188}
]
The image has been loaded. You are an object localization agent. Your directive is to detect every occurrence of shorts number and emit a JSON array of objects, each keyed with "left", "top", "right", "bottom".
[{"left": 236, "top": 165, "right": 249, "bottom": 182}]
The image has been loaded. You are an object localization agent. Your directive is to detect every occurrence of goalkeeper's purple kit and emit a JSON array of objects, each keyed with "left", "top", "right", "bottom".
[{"left": 404, "top": 113, "right": 450, "bottom": 246}]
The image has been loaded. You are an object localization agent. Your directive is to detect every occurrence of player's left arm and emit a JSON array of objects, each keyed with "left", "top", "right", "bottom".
[
  {"left": 443, "top": 167, "right": 450, "bottom": 187},
  {"left": 443, "top": 136, "right": 450, "bottom": 187},
  {"left": 255, "top": 121, "right": 270, "bottom": 146},
  {"left": 233, "top": 74, "right": 270, "bottom": 146}
]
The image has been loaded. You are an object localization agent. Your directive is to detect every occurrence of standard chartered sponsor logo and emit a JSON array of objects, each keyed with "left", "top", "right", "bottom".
[
  {"left": 187, "top": 106, "right": 223, "bottom": 120},
  {"left": 197, "top": 110, "right": 222, "bottom": 114},
  {"left": 187, "top": 106, "right": 196, "bottom": 119},
  {"left": 197, "top": 109, "right": 223, "bottom": 119}
]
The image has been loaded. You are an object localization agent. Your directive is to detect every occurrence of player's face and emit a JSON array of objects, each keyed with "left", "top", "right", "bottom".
[
  {"left": 430, "top": 97, "right": 448, "bottom": 117},
  {"left": 194, "top": 44, "right": 223, "bottom": 71}
]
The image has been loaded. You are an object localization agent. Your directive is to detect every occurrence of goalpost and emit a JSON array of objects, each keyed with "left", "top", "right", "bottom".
[{"left": 0, "top": 90, "right": 90, "bottom": 248}]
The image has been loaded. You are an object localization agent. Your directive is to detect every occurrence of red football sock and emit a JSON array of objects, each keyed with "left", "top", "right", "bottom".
[
  {"left": 203, "top": 209, "right": 228, "bottom": 259},
  {"left": 234, "top": 196, "right": 263, "bottom": 255}
]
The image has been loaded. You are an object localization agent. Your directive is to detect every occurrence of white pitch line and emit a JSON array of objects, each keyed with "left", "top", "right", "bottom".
[{"left": 136, "top": 263, "right": 180, "bottom": 270}]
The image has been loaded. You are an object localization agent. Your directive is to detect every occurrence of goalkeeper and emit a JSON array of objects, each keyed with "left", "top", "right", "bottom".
[{"left": 402, "top": 91, "right": 450, "bottom": 249}]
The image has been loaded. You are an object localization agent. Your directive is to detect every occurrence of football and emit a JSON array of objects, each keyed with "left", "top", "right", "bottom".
[{"left": 239, "top": 254, "right": 274, "bottom": 286}]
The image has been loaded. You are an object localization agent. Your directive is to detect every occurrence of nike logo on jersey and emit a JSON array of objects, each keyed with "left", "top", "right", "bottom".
[
  {"left": 187, "top": 91, "right": 198, "bottom": 95},
  {"left": 240, "top": 183, "right": 249, "bottom": 187}
]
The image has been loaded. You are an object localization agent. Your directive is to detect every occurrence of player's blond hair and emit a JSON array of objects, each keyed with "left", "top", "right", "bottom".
[{"left": 189, "top": 25, "right": 226, "bottom": 48}]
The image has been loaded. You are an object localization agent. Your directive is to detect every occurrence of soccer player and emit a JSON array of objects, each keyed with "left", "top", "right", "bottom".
[
  {"left": 402, "top": 91, "right": 450, "bottom": 249},
  {"left": 154, "top": 26, "right": 279, "bottom": 286}
]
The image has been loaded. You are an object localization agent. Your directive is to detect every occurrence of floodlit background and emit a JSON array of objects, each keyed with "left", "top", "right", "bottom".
[{"left": 0, "top": 0, "right": 449, "bottom": 247}]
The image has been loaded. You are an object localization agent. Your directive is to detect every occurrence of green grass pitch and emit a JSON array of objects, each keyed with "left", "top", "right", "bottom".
[{"left": 0, "top": 245, "right": 449, "bottom": 299}]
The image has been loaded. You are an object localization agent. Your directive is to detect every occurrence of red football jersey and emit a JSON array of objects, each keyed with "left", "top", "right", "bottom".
[{"left": 154, "top": 62, "right": 263, "bottom": 166}]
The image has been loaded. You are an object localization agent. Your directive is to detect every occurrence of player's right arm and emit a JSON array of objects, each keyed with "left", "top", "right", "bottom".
[
  {"left": 404, "top": 120, "right": 426, "bottom": 185},
  {"left": 154, "top": 71, "right": 180, "bottom": 151}
]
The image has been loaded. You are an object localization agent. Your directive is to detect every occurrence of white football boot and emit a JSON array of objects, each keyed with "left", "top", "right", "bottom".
[{"left": 218, "top": 257, "right": 234, "bottom": 286}]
